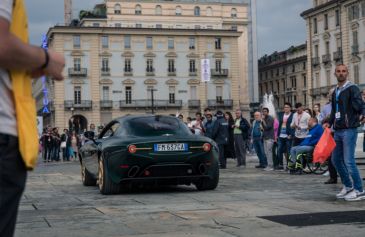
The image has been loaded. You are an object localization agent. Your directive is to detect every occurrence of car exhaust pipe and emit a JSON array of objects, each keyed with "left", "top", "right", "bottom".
[
  {"left": 198, "top": 163, "right": 206, "bottom": 175},
  {"left": 127, "top": 166, "right": 140, "bottom": 178}
]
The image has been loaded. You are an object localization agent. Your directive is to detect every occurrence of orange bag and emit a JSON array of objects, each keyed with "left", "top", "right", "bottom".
[{"left": 313, "top": 128, "right": 336, "bottom": 164}]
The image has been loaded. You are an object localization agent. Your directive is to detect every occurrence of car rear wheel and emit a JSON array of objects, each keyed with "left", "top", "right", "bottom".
[
  {"left": 194, "top": 164, "right": 219, "bottom": 191},
  {"left": 98, "top": 156, "right": 121, "bottom": 195},
  {"left": 81, "top": 164, "right": 96, "bottom": 186}
]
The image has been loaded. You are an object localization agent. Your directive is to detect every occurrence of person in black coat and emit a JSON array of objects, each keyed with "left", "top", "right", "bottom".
[
  {"left": 212, "top": 111, "right": 229, "bottom": 168},
  {"left": 60, "top": 129, "right": 70, "bottom": 161},
  {"left": 224, "top": 112, "right": 236, "bottom": 159}
]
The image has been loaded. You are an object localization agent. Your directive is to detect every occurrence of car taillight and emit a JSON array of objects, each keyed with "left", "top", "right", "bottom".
[
  {"left": 202, "top": 143, "right": 211, "bottom": 152},
  {"left": 128, "top": 145, "right": 137, "bottom": 154}
]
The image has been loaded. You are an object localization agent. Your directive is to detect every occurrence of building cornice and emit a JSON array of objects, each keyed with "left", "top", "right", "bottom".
[{"left": 301, "top": 0, "right": 344, "bottom": 18}]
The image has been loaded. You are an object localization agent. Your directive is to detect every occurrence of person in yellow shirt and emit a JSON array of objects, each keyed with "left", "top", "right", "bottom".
[{"left": 0, "top": 1, "right": 64, "bottom": 236}]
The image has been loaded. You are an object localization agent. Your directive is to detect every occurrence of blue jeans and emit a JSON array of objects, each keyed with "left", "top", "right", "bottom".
[
  {"left": 253, "top": 139, "right": 267, "bottom": 167},
  {"left": 290, "top": 145, "right": 314, "bottom": 163},
  {"left": 277, "top": 137, "right": 292, "bottom": 167},
  {"left": 332, "top": 128, "right": 363, "bottom": 192}
]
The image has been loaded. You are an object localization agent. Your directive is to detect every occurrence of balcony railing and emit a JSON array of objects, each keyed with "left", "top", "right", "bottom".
[
  {"left": 100, "top": 100, "right": 113, "bottom": 109},
  {"left": 124, "top": 68, "right": 133, "bottom": 76},
  {"left": 211, "top": 69, "right": 229, "bottom": 77},
  {"left": 352, "top": 45, "right": 359, "bottom": 55},
  {"left": 168, "top": 68, "right": 176, "bottom": 76},
  {"left": 189, "top": 69, "right": 198, "bottom": 76},
  {"left": 146, "top": 68, "right": 155, "bottom": 76},
  {"left": 207, "top": 99, "right": 233, "bottom": 108},
  {"left": 68, "top": 68, "right": 87, "bottom": 77},
  {"left": 101, "top": 68, "right": 110, "bottom": 76},
  {"left": 119, "top": 100, "right": 182, "bottom": 109},
  {"left": 322, "top": 54, "right": 331, "bottom": 64},
  {"left": 188, "top": 100, "right": 200, "bottom": 108},
  {"left": 64, "top": 100, "right": 92, "bottom": 110},
  {"left": 312, "top": 57, "right": 320, "bottom": 66},
  {"left": 333, "top": 51, "right": 342, "bottom": 61}
]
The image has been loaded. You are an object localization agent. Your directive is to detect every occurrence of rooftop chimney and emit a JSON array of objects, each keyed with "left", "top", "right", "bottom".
[{"left": 64, "top": 0, "right": 72, "bottom": 25}]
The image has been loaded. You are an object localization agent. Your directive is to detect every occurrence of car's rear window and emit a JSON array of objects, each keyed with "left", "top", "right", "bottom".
[{"left": 126, "top": 116, "right": 191, "bottom": 136}]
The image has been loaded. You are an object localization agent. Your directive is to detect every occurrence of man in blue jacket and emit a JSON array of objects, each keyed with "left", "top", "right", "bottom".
[
  {"left": 289, "top": 117, "right": 323, "bottom": 171},
  {"left": 212, "top": 111, "right": 229, "bottom": 168}
]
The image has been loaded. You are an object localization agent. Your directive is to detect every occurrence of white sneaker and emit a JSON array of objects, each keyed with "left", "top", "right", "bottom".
[
  {"left": 344, "top": 190, "right": 365, "bottom": 201},
  {"left": 323, "top": 171, "right": 330, "bottom": 176},
  {"left": 264, "top": 167, "right": 274, "bottom": 171},
  {"left": 336, "top": 186, "right": 354, "bottom": 199}
]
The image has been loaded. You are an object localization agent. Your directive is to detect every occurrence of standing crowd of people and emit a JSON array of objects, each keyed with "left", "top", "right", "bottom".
[{"left": 178, "top": 64, "right": 364, "bottom": 202}]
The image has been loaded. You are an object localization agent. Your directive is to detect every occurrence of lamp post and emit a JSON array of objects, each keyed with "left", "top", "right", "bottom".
[
  {"left": 70, "top": 107, "right": 74, "bottom": 131},
  {"left": 147, "top": 88, "right": 157, "bottom": 114}
]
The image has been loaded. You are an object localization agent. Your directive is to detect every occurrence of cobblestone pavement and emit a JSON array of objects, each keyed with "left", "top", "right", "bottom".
[{"left": 15, "top": 152, "right": 365, "bottom": 237}]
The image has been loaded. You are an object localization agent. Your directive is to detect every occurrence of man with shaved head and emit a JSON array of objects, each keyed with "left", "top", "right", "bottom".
[{"left": 324, "top": 64, "right": 365, "bottom": 201}]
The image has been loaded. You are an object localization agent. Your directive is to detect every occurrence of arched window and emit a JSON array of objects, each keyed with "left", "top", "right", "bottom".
[
  {"left": 135, "top": 4, "right": 142, "bottom": 15},
  {"left": 194, "top": 6, "right": 200, "bottom": 16},
  {"left": 114, "top": 4, "right": 121, "bottom": 14},
  {"left": 206, "top": 7, "right": 212, "bottom": 16},
  {"left": 176, "top": 6, "right": 182, "bottom": 16},
  {"left": 155, "top": 5, "right": 162, "bottom": 15},
  {"left": 231, "top": 8, "right": 237, "bottom": 18}
]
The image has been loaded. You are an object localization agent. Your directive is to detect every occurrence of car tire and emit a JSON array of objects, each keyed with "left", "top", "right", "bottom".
[
  {"left": 81, "top": 164, "right": 97, "bottom": 186},
  {"left": 98, "top": 156, "right": 120, "bottom": 195},
  {"left": 194, "top": 164, "right": 219, "bottom": 191}
]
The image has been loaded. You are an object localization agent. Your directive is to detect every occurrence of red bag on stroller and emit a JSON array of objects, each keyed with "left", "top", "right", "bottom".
[{"left": 313, "top": 128, "right": 336, "bottom": 164}]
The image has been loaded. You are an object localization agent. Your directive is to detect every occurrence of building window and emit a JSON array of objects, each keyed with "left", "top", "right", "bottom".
[
  {"left": 315, "top": 72, "right": 320, "bottom": 88},
  {"left": 176, "top": 6, "right": 182, "bottom": 16},
  {"left": 282, "top": 67, "right": 285, "bottom": 75},
  {"left": 231, "top": 8, "right": 237, "bottom": 18},
  {"left": 115, "top": 23, "right": 121, "bottom": 27},
  {"left": 325, "top": 41, "right": 330, "bottom": 54},
  {"left": 156, "top": 24, "right": 162, "bottom": 29},
  {"left": 362, "top": 1, "right": 365, "bottom": 17},
  {"left": 125, "top": 86, "right": 132, "bottom": 104},
  {"left": 135, "top": 4, "right": 142, "bottom": 15},
  {"left": 314, "top": 44, "right": 319, "bottom": 57},
  {"left": 292, "top": 64, "right": 295, "bottom": 73},
  {"left": 155, "top": 5, "right": 162, "bottom": 15},
  {"left": 101, "top": 36, "right": 109, "bottom": 48},
  {"left": 231, "top": 25, "right": 237, "bottom": 30},
  {"left": 194, "top": 6, "right": 200, "bottom": 16},
  {"left": 124, "top": 59, "right": 131, "bottom": 72},
  {"left": 73, "top": 58, "right": 81, "bottom": 71},
  {"left": 335, "top": 9, "right": 340, "bottom": 26},
  {"left": 136, "top": 23, "right": 142, "bottom": 28},
  {"left": 114, "top": 4, "right": 121, "bottom": 14},
  {"left": 216, "top": 86, "right": 223, "bottom": 102},
  {"left": 189, "top": 37, "right": 195, "bottom": 49},
  {"left": 169, "top": 86, "right": 175, "bottom": 104},
  {"left": 93, "top": 23, "right": 100, "bottom": 27},
  {"left": 304, "top": 94, "right": 307, "bottom": 106},
  {"left": 303, "top": 62, "right": 306, "bottom": 70},
  {"left": 313, "top": 18, "right": 317, "bottom": 34},
  {"left": 324, "top": 13, "right": 328, "bottom": 30},
  {"left": 215, "top": 59, "right": 222, "bottom": 72},
  {"left": 124, "top": 35, "right": 131, "bottom": 49},
  {"left": 102, "top": 58, "right": 109, "bottom": 72},
  {"left": 146, "top": 37, "right": 153, "bottom": 49},
  {"left": 194, "top": 25, "right": 201, "bottom": 29},
  {"left": 354, "top": 64, "right": 360, "bottom": 84},
  {"left": 189, "top": 60, "right": 196, "bottom": 72},
  {"left": 353, "top": 30, "right": 358, "bottom": 46},
  {"left": 73, "top": 35, "right": 80, "bottom": 48},
  {"left": 326, "top": 70, "right": 331, "bottom": 86},
  {"left": 190, "top": 86, "right": 197, "bottom": 100},
  {"left": 348, "top": 4, "right": 360, "bottom": 21},
  {"left": 168, "top": 59, "right": 175, "bottom": 73},
  {"left": 303, "top": 74, "right": 307, "bottom": 88},
  {"left": 168, "top": 37, "right": 174, "bottom": 49},
  {"left": 215, "top": 37, "right": 221, "bottom": 49},
  {"left": 74, "top": 86, "right": 81, "bottom": 104},
  {"left": 102, "top": 86, "right": 109, "bottom": 101},
  {"left": 206, "top": 7, "right": 212, "bottom": 16},
  {"left": 146, "top": 59, "right": 154, "bottom": 72}
]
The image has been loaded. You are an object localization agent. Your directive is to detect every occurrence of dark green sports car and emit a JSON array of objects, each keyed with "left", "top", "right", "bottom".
[{"left": 79, "top": 115, "right": 220, "bottom": 194}]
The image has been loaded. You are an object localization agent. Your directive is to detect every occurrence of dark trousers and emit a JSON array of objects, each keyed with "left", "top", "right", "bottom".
[
  {"left": 276, "top": 137, "right": 292, "bottom": 167},
  {"left": 328, "top": 156, "right": 338, "bottom": 180},
  {"left": 292, "top": 137, "right": 304, "bottom": 147},
  {"left": 43, "top": 145, "right": 52, "bottom": 161},
  {"left": 253, "top": 139, "right": 267, "bottom": 167},
  {"left": 218, "top": 144, "right": 226, "bottom": 168},
  {"left": 0, "top": 134, "right": 27, "bottom": 237},
  {"left": 234, "top": 135, "right": 246, "bottom": 166}
]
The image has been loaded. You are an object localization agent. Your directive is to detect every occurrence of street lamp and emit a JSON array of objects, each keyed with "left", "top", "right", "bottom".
[
  {"left": 70, "top": 107, "right": 74, "bottom": 131},
  {"left": 147, "top": 88, "right": 157, "bottom": 114}
]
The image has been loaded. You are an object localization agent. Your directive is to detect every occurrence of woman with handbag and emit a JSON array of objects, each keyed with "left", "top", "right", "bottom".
[{"left": 60, "top": 129, "right": 69, "bottom": 161}]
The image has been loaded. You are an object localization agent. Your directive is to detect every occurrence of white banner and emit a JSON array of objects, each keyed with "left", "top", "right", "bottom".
[
  {"left": 201, "top": 58, "right": 211, "bottom": 82},
  {"left": 37, "top": 116, "right": 43, "bottom": 137}
]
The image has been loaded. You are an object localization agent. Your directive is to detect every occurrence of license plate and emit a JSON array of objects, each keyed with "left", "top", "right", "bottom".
[{"left": 154, "top": 143, "right": 188, "bottom": 152}]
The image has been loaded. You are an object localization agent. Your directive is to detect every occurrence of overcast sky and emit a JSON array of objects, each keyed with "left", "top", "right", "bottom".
[{"left": 26, "top": 0, "right": 312, "bottom": 57}]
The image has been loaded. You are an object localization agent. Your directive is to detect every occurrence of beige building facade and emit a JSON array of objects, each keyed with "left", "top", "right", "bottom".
[
  {"left": 258, "top": 44, "right": 308, "bottom": 109},
  {"left": 301, "top": 0, "right": 365, "bottom": 106},
  {"left": 35, "top": 0, "right": 253, "bottom": 132}
]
